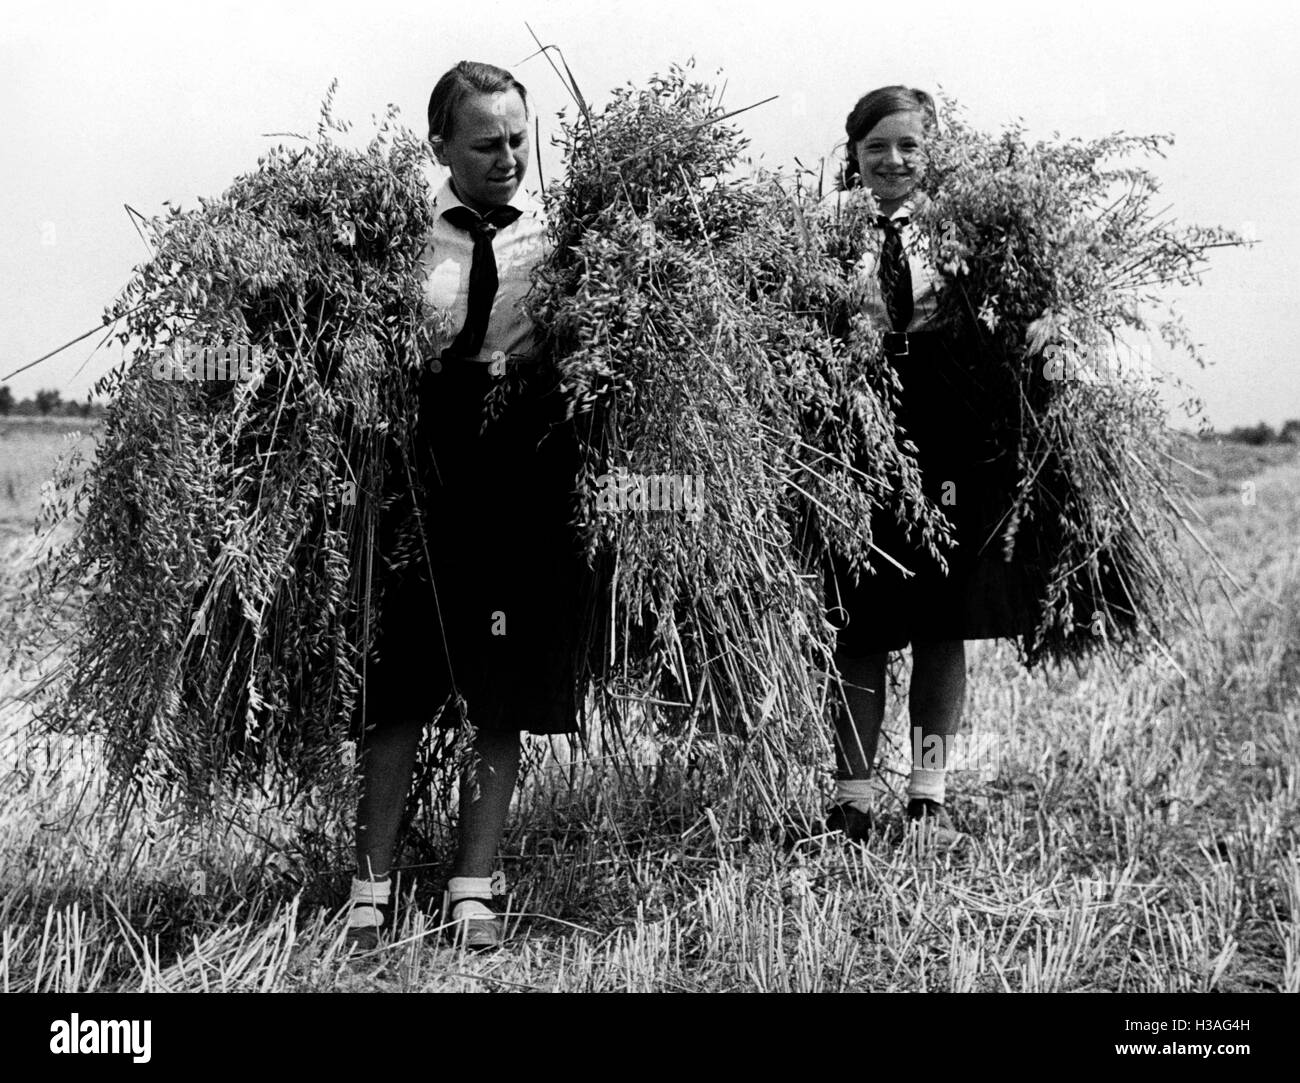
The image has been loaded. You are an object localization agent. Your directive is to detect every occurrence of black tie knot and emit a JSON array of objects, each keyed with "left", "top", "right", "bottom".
[
  {"left": 439, "top": 201, "right": 524, "bottom": 362},
  {"left": 442, "top": 203, "right": 522, "bottom": 238},
  {"left": 875, "top": 214, "right": 913, "bottom": 334}
]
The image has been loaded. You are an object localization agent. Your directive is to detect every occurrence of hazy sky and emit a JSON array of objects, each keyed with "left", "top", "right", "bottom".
[{"left": 2, "top": 0, "right": 1297, "bottom": 428}]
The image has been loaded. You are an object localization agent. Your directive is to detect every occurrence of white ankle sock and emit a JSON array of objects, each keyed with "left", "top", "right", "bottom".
[
  {"left": 348, "top": 876, "right": 391, "bottom": 929},
  {"left": 907, "top": 768, "right": 946, "bottom": 804},
  {"left": 448, "top": 876, "right": 496, "bottom": 921},
  {"left": 834, "top": 777, "right": 888, "bottom": 812}
]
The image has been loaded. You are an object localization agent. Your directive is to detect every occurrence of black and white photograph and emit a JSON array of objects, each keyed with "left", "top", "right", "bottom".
[{"left": 0, "top": 0, "right": 1295, "bottom": 1055}]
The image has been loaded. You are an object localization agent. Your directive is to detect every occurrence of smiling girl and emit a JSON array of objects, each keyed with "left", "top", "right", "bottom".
[{"left": 821, "top": 85, "right": 1034, "bottom": 846}]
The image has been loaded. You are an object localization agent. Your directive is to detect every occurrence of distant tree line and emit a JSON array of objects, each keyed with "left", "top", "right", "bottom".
[
  {"left": 1, "top": 381, "right": 1292, "bottom": 442},
  {"left": 1218, "top": 420, "right": 1300, "bottom": 446},
  {"left": 0, "top": 386, "right": 103, "bottom": 419}
]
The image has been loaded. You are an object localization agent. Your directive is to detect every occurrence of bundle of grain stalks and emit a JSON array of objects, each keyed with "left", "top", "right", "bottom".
[
  {"left": 905, "top": 101, "right": 1243, "bottom": 665},
  {"left": 13, "top": 93, "right": 443, "bottom": 811}
]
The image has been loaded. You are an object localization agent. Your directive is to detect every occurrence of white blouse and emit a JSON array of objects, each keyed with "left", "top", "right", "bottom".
[
  {"left": 420, "top": 178, "right": 550, "bottom": 365},
  {"left": 818, "top": 189, "right": 940, "bottom": 333}
]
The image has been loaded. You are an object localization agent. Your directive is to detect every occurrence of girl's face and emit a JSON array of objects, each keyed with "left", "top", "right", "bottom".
[
  {"left": 432, "top": 89, "right": 530, "bottom": 212},
  {"left": 854, "top": 110, "right": 928, "bottom": 212}
]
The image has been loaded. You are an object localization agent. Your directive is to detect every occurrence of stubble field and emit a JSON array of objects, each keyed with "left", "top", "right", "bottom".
[{"left": 1, "top": 416, "right": 1296, "bottom": 992}]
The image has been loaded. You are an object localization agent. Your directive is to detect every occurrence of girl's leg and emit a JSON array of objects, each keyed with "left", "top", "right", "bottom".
[
  {"left": 824, "top": 649, "right": 889, "bottom": 839},
  {"left": 346, "top": 714, "right": 424, "bottom": 948},
  {"left": 445, "top": 727, "right": 521, "bottom": 950},
  {"left": 355, "top": 715, "right": 425, "bottom": 879},
  {"left": 907, "top": 639, "right": 966, "bottom": 841},
  {"left": 452, "top": 727, "right": 522, "bottom": 878},
  {"left": 908, "top": 638, "right": 965, "bottom": 786},
  {"left": 832, "top": 648, "right": 888, "bottom": 779}
]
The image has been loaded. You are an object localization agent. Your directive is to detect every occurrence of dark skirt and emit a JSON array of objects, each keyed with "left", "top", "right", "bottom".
[
  {"left": 359, "top": 358, "right": 591, "bottom": 734},
  {"left": 826, "top": 331, "right": 1040, "bottom": 655}
]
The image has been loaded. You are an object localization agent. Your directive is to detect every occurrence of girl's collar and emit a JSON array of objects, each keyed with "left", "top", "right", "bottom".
[
  {"left": 891, "top": 191, "right": 931, "bottom": 220},
  {"left": 436, "top": 176, "right": 537, "bottom": 217}
]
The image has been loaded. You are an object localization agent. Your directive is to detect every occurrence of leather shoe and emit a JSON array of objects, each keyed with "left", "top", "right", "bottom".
[
  {"left": 443, "top": 895, "right": 504, "bottom": 952},
  {"left": 342, "top": 901, "right": 390, "bottom": 955},
  {"left": 823, "top": 801, "right": 876, "bottom": 842},
  {"left": 905, "top": 798, "right": 965, "bottom": 850}
]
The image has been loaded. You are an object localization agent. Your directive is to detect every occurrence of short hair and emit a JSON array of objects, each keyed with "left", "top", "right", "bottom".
[
  {"left": 843, "top": 85, "right": 937, "bottom": 189},
  {"left": 427, "top": 60, "right": 529, "bottom": 143}
]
